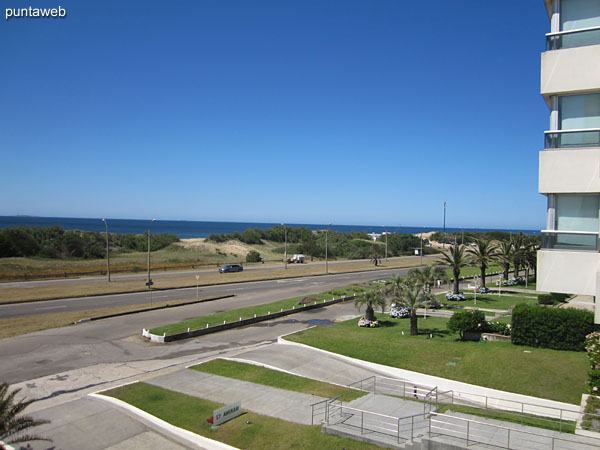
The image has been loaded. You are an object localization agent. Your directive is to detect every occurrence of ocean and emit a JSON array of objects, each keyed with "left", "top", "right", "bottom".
[{"left": 0, "top": 216, "right": 539, "bottom": 239}]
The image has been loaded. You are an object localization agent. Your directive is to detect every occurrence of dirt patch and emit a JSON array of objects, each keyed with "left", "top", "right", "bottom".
[{"left": 178, "top": 238, "right": 251, "bottom": 257}]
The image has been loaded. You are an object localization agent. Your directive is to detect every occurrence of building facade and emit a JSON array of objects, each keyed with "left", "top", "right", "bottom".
[{"left": 537, "top": 0, "right": 600, "bottom": 322}]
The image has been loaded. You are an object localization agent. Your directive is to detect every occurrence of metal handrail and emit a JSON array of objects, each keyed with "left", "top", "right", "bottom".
[
  {"left": 351, "top": 376, "right": 579, "bottom": 421},
  {"left": 431, "top": 412, "right": 600, "bottom": 449},
  {"left": 542, "top": 229, "right": 599, "bottom": 236},
  {"left": 311, "top": 395, "right": 341, "bottom": 425},
  {"left": 544, "top": 128, "right": 600, "bottom": 134},
  {"left": 546, "top": 25, "right": 600, "bottom": 37}
]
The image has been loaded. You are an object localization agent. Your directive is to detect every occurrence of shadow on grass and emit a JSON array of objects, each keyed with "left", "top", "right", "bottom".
[
  {"left": 377, "top": 319, "right": 400, "bottom": 328},
  {"left": 417, "top": 327, "right": 451, "bottom": 338}
]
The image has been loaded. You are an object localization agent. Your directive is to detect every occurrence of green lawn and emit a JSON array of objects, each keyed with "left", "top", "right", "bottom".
[
  {"left": 437, "top": 292, "right": 538, "bottom": 310},
  {"left": 286, "top": 316, "right": 588, "bottom": 404},
  {"left": 190, "top": 359, "right": 365, "bottom": 402},
  {"left": 150, "top": 286, "right": 366, "bottom": 335},
  {"left": 104, "top": 382, "right": 380, "bottom": 450}
]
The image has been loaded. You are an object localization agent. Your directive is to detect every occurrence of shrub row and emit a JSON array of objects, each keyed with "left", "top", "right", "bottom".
[
  {"left": 537, "top": 292, "right": 570, "bottom": 305},
  {"left": 511, "top": 304, "right": 595, "bottom": 351}
]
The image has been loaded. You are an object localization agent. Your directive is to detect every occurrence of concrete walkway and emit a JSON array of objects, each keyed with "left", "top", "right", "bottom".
[{"left": 146, "top": 368, "right": 327, "bottom": 425}]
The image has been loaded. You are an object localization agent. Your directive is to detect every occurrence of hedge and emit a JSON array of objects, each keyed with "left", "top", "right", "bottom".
[{"left": 511, "top": 304, "right": 595, "bottom": 351}]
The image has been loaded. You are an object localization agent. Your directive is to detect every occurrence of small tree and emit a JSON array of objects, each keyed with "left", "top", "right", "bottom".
[
  {"left": 385, "top": 275, "right": 432, "bottom": 336},
  {"left": 354, "top": 290, "right": 386, "bottom": 322},
  {"left": 447, "top": 310, "right": 486, "bottom": 340},
  {"left": 407, "top": 265, "right": 447, "bottom": 293},
  {"left": 438, "top": 245, "right": 468, "bottom": 294},
  {"left": 467, "top": 239, "right": 497, "bottom": 288},
  {"left": 246, "top": 250, "right": 262, "bottom": 263},
  {"left": 0, "top": 382, "right": 51, "bottom": 447}
]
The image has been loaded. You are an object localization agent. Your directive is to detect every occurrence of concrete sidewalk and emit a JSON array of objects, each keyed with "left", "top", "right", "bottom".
[{"left": 146, "top": 368, "right": 327, "bottom": 425}]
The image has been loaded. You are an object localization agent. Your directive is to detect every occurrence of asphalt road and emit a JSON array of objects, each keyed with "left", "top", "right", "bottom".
[
  {"left": 0, "top": 267, "right": 414, "bottom": 319},
  {"left": 0, "top": 254, "right": 437, "bottom": 289}
]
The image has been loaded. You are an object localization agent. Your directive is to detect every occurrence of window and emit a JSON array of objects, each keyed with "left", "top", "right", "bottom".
[
  {"left": 558, "top": 94, "right": 600, "bottom": 147},
  {"left": 556, "top": 194, "right": 600, "bottom": 232},
  {"left": 561, "top": 0, "right": 600, "bottom": 48}
]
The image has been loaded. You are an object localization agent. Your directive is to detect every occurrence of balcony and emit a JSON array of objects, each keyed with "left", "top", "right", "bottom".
[
  {"left": 546, "top": 26, "right": 600, "bottom": 50},
  {"left": 544, "top": 129, "right": 600, "bottom": 149},
  {"left": 541, "top": 230, "right": 599, "bottom": 251}
]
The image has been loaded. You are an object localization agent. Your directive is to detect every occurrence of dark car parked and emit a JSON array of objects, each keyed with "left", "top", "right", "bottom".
[{"left": 218, "top": 264, "right": 243, "bottom": 273}]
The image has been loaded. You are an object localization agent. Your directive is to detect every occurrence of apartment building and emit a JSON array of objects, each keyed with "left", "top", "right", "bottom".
[{"left": 537, "top": 0, "right": 600, "bottom": 323}]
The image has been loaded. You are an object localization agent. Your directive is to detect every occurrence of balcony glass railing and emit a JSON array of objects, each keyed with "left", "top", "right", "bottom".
[
  {"left": 541, "top": 230, "right": 599, "bottom": 251},
  {"left": 544, "top": 129, "right": 600, "bottom": 149},
  {"left": 546, "top": 26, "right": 600, "bottom": 50}
]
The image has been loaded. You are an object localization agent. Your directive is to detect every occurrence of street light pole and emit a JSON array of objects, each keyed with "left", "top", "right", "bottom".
[
  {"left": 147, "top": 219, "right": 156, "bottom": 289},
  {"left": 384, "top": 226, "right": 388, "bottom": 261},
  {"left": 443, "top": 201, "right": 447, "bottom": 249},
  {"left": 282, "top": 223, "right": 287, "bottom": 269},
  {"left": 420, "top": 230, "right": 423, "bottom": 266},
  {"left": 101, "top": 219, "right": 111, "bottom": 282},
  {"left": 325, "top": 224, "right": 331, "bottom": 274}
]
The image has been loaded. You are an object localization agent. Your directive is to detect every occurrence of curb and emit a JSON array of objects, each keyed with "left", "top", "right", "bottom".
[
  {"left": 90, "top": 392, "right": 239, "bottom": 450},
  {"left": 143, "top": 295, "right": 357, "bottom": 343}
]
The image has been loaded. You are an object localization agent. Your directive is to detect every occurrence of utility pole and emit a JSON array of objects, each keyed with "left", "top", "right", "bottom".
[
  {"left": 384, "top": 226, "right": 388, "bottom": 261},
  {"left": 147, "top": 219, "right": 156, "bottom": 294},
  {"left": 101, "top": 218, "right": 111, "bottom": 282},
  {"left": 282, "top": 223, "right": 287, "bottom": 269},
  {"left": 325, "top": 224, "right": 330, "bottom": 274},
  {"left": 443, "top": 201, "right": 447, "bottom": 248}
]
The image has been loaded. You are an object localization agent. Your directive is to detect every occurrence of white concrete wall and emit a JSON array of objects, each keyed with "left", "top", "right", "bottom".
[
  {"left": 539, "top": 148, "right": 600, "bottom": 193},
  {"left": 541, "top": 45, "right": 600, "bottom": 98},
  {"left": 537, "top": 249, "right": 600, "bottom": 295}
]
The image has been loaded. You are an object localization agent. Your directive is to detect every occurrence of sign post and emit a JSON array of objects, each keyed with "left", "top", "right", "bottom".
[
  {"left": 146, "top": 279, "right": 154, "bottom": 306},
  {"left": 195, "top": 273, "right": 200, "bottom": 299}
]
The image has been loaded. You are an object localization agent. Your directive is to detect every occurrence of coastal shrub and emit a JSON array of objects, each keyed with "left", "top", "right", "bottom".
[
  {"left": 245, "top": 250, "right": 261, "bottom": 263},
  {"left": 511, "top": 304, "right": 595, "bottom": 351},
  {"left": 0, "top": 226, "right": 178, "bottom": 260},
  {"left": 447, "top": 310, "right": 486, "bottom": 340},
  {"left": 485, "top": 321, "right": 511, "bottom": 336}
]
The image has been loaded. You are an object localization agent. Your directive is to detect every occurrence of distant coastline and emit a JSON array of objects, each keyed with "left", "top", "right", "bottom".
[{"left": 0, "top": 216, "right": 539, "bottom": 239}]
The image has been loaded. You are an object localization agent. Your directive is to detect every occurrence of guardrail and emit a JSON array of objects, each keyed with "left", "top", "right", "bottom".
[
  {"left": 546, "top": 25, "right": 600, "bottom": 50},
  {"left": 430, "top": 412, "right": 598, "bottom": 449},
  {"left": 325, "top": 400, "right": 429, "bottom": 444},
  {"left": 348, "top": 375, "right": 578, "bottom": 430}
]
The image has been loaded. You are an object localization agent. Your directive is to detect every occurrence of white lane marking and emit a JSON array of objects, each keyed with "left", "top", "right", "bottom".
[
  {"left": 227, "top": 288, "right": 243, "bottom": 291},
  {"left": 36, "top": 305, "right": 68, "bottom": 310}
]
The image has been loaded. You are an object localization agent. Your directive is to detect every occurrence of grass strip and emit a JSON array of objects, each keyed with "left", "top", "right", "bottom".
[
  {"left": 436, "top": 292, "right": 538, "bottom": 310},
  {"left": 436, "top": 404, "right": 576, "bottom": 434},
  {"left": 149, "top": 286, "right": 366, "bottom": 335},
  {"left": 190, "top": 359, "right": 365, "bottom": 402},
  {"left": 0, "top": 256, "right": 435, "bottom": 304},
  {"left": 103, "top": 382, "right": 380, "bottom": 450},
  {"left": 285, "top": 316, "right": 588, "bottom": 404}
]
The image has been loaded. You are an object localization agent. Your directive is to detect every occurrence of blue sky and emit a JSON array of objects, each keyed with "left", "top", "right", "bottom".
[{"left": 1, "top": 0, "right": 550, "bottom": 230}]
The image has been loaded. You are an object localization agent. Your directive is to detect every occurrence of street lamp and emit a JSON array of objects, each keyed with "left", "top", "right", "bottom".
[
  {"left": 101, "top": 218, "right": 111, "bottom": 282},
  {"left": 325, "top": 223, "right": 331, "bottom": 274},
  {"left": 443, "top": 201, "right": 447, "bottom": 249},
  {"left": 282, "top": 223, "right": 287, "bottom": 269},
  {"left": 384, "top": 226, "right": 388, "bottom": 261},
  {"left": 420, "top": 229, "right": 423, "bottom": 266},
  {"left": 147, "top": 219, "right": 156, "bottom": 289}
]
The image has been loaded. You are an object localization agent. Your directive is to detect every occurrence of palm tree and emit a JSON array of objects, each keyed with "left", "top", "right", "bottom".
[
  {"left": 407, "top": 265, "right": 447, "bottom": 293},
  {"left": 496, "top": 240, "right": 513, "bottom": 281},
  {"left": 511, "top": 233, "right": 526, "bottom": 278},
  {"left": 438, "top": 245, "right": 468, "bottom": 294},
  {"left": 386, "top": 275, "right": 432, "bottom": 336},
  {"left": 0, "top": 382, "right": 50, "bottom": 447},
  {"left": 354, "top": 290, "right": 386, "bottom": 321},
  {"left": 467, "top": 239, "right": 497, "bottom": 288},
  {"left": 522, "top": 242, "right": 539, "bottom": 282}
]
